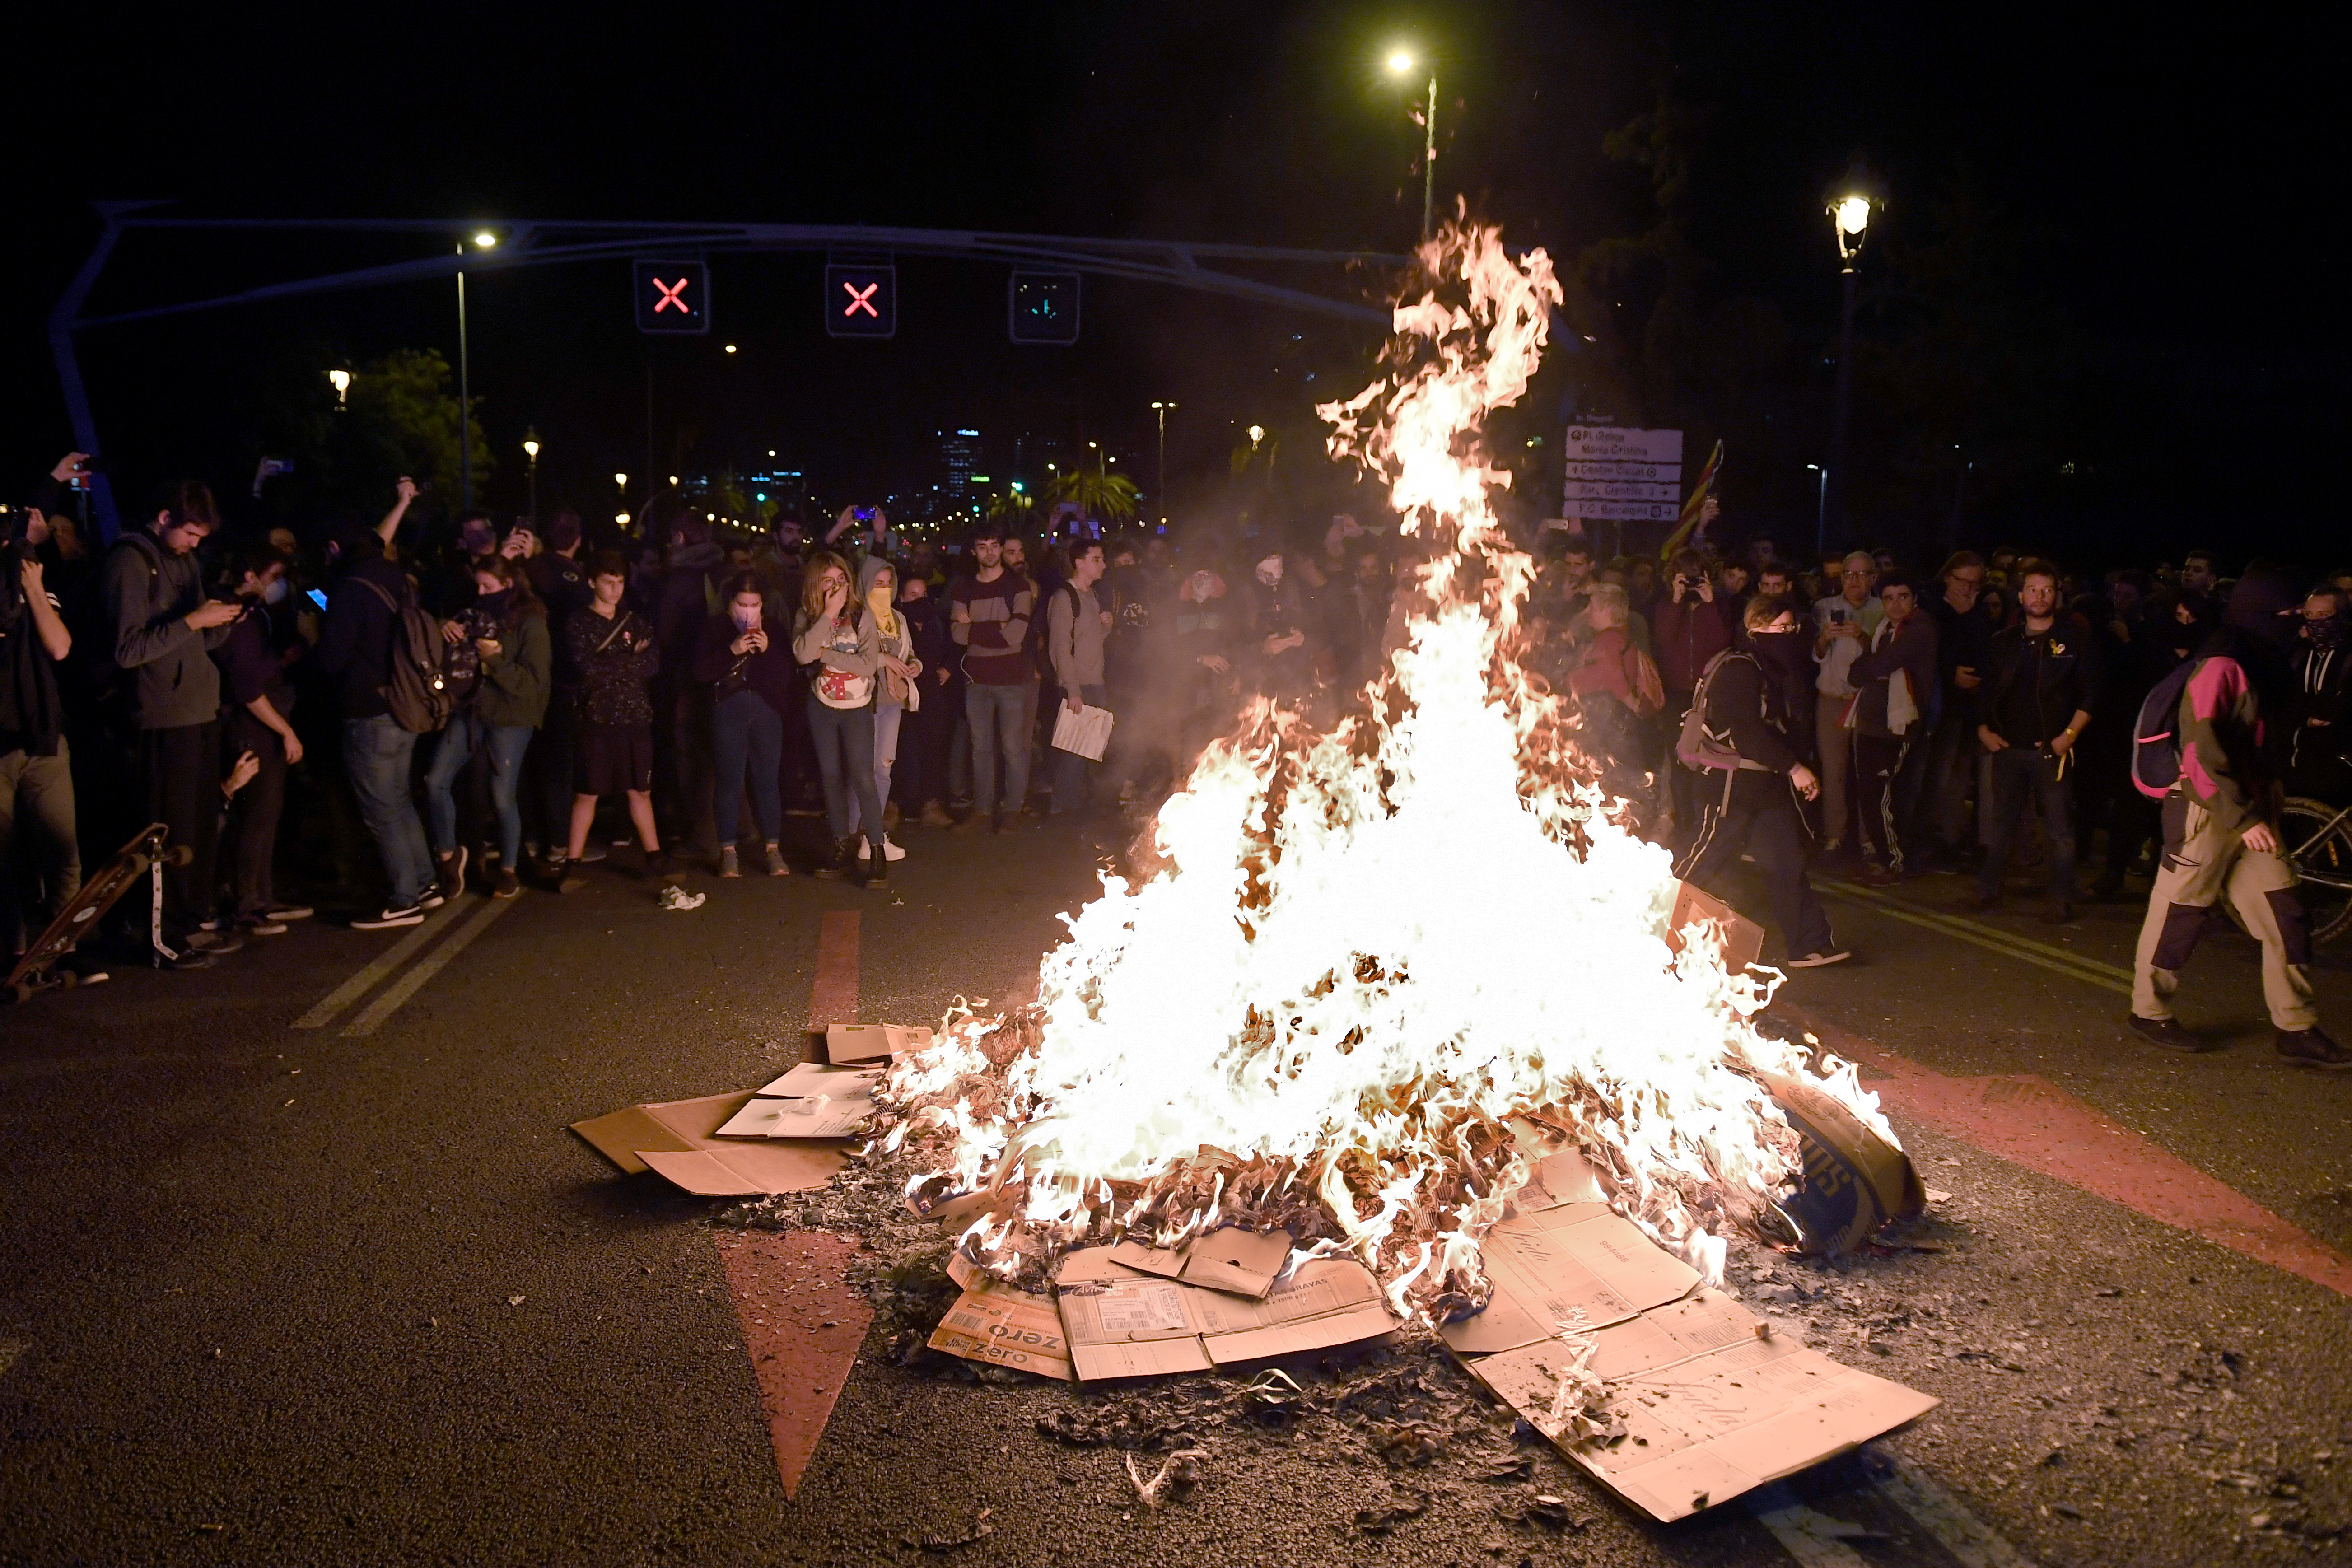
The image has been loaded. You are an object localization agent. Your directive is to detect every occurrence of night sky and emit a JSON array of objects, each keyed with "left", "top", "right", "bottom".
[{"left": 14, "top": 2, "right": 2339, "bottom": 564}]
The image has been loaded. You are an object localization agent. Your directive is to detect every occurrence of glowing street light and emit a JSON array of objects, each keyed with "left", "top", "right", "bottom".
[
  {"left": 1247, "top": 424, "right": 1265, "bottom": 448},
  {"left": 326, "top": 368, "right": 351, "bottom": 406},
  {"left": 471, "top": 229, "right": 499, "bottom": 249},
  {"left": 1150, "top": 400, "right": 1177, "bottom": 525},
  {"left": 613, "top": 471, "right": 628, "bottom": 490},
  {"left": 1386, "top": 47, "right": 1438, "bottom": 242}
]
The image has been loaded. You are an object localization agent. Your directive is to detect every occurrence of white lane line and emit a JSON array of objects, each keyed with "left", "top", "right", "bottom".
[
  {"left": 340, "top": 897, "right": 518, "bottom": 1037},
  {"left": 1871, "top": 1455, "right": 2036, "bottom": 1567},
  {"left": 291, "top": 903, "right": 463, "bottom": 1029},
  {"left": 1816, "top": 883, "right": 2129, "bottom": 995},
  {"left": 1750, "top": 1484, "right": 1876, "bottom": 1567}
]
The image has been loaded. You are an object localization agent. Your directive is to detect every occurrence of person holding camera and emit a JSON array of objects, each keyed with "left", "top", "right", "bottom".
[
  {"left": 101, "top": 480, "right": 246, "bottom": 962},
  {"left": 693, "top": 571, "right": 793, "bottom": 878},
  {"left": 555, "top": 552, "right": 668, "bottom": 890},
  {"left": 2, "top": 458, "right": 83, "bottom": 961},
  {"left": 212, "top": 543, "right": 312, "bottom": 935},
  {"left": 425, "top": 554, "right": 549, "bottom": 901}
]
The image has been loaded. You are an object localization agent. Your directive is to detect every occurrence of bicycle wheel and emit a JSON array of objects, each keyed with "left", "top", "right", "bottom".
[{"left": 2282, "top": 796, "right": 2352, "bottom": 944}]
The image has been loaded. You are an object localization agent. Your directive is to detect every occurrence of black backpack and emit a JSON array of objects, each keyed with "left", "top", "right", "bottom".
[
  {"left": 2130, "top": 657, "right": 2203, "bottom": 801},
  {"left": 359, "top": 577, "right": 457, "bottom": 733}
]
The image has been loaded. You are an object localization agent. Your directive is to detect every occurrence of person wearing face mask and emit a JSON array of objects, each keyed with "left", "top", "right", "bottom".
[
  {"left": 2287, "top": 587, "right": 2351, "bottom": 803},
  {"left": 211, "top": 543, "right": 313, "bottom": 934},
  {"left": 2128, "top": 561, "right": 2346, "bottom": 1067},
  {"left": 1247, "top": 550, "right": 1315, "bottom": 699},
  {"left": 853, "top": 555, "right": 918, "bottom": 860},
  {"left": 424, "top": 555, "right": 549, "bottom": 901},
  {"left": 1674, "top": 594, "right": 1846, "bottom": 968},
  {"left": 693, "top": 570, "right": 793, "bottom": 878}
]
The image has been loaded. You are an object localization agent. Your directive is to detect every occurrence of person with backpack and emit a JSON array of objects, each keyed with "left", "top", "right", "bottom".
[
  {"left": 423, "top": 555, "right": 549, "bottom": 901},
  {"left": 1672, "top": 593, "right": 1847, "bottom": 969},
  {"left": 2128, "top": 561, "right": 2347, "bottom": 1067},
  {"left": 554, "top": 552, "right": 668, "bottom": 891},
  {"left": 316, "top": 521, "right": 445, "bottom": 929},
  {"left": 792, "top": 549, "right": 888, "bottom": 885},
  {"left": 1965, "top": 561, "right": 2100, "bottom": 921},
  {"left": 1045, "top": 540, "right": 1111, "bottom": 818}
]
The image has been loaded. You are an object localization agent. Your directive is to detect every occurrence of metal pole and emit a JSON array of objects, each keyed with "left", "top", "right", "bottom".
[
  {"left": 457, "top": 242, "right": 472, "bottom": 510},
  {"left": 527, "top": 455, "right": 537, "bottom": 521},
  {"left": 1814, "top": 468, "right": 1829, "bottom": 558},
  {"left": 47, "top": 211, "right": 132, "bottom": 541},
  {"left": 1156, "top": 406, "right": 1168, "bottom": 526},
  {"left": 1423, "top": 72, "right": 1437, "bottom": 242},
  {"left": 1827, "top": 263, "right": 1855, "bottom": 542}
]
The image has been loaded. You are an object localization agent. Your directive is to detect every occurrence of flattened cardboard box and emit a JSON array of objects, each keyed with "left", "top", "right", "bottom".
[
  {"left": 1667, "top": 880, "right": 1765, "bottom": 973},
  {"left": 1055, "top": 1251, "right": 1396, "bottom": 1381},
  {"left": 1447, "top": 1191, "right": 1938, "bottom": 1522},
  {"left": 1105, "top": 1227, "right": 1293, "bottom": 1299},
  {"left": 821, "top": 1022, "right": 935, "bottom": 1064},
  {"left": 570, "top": 1091, "right": 846, "bottom": 1197},
  {"left": 929, "top": 1274, "right": 1073, "bottom": 1382}
]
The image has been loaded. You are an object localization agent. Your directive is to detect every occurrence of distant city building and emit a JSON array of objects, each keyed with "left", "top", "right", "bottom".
[{"left": 938, "top": 429, "right": 982, "bottom": 509}]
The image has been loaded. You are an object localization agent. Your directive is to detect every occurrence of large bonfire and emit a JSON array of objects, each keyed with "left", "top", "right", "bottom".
[{"left": 881, "top": 224, "right": 1894, "bottom": 1320}]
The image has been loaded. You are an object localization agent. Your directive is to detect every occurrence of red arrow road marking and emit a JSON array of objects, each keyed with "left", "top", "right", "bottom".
[
  {"left": 714, "top": 1230, "right": 872, "bottom": 1500},
  {"left": 841, "top": 281, "right": 879, "bottom": 318}
]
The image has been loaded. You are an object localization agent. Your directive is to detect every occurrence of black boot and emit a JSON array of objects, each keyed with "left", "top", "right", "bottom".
[
  {"left": 814, "top": 835, "right": 856, "bottom": 882},
  {"left": 863, "top": 835, "right": 890, "bottom": 890}
]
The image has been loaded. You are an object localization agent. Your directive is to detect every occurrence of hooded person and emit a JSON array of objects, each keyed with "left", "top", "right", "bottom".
[
  {"left": 1671, "top": 593, "right": 1846, "bottom": 969},
  {"left": 2128, "top": 561, "right": 2347, "bottom": 1067}
]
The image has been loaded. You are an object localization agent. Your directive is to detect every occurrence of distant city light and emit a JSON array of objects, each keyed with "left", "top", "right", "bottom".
[
  {"left": 472, "top": 230, "right": 499, "bottom": 248},
  {"left": 616, "top": 511, "right": 631, "bottom": 525},
  {"left": 614, "top": 472, "right": 628, "bottom": 488},
  {"left": 723, "top": 343, "right": 738, "bottom": 354},
  {"left": 1387, "top": 49, "right": 1414, "bottom": 73}
]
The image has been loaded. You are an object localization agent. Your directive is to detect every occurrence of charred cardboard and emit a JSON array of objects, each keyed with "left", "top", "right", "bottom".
[
  {"left": 1667, "top": 881, "right": 1765, "bottom": 973},
  {"left": 1437, "top": 1202, "right": 1702, "bottom": 1357},
  {"left": 820, "top": 1022, "right": 935, "bottom": 1064},
  {"left": 1447, "top": 1161, "right": 1938, "bottom": 1522},
  {"left": 570, "top": 1091, "right": 847, "bottom": 1197},
  {"left": 1054, "top": 1251, "right": 1395, "bottom": 1381},
  {"left": 928, "top": 1275, "right": 1074, "bottom": 1381},
  {"left": 1106, "top": 1227, "right": 1293, "bottom": 1299},
  {"left": 1469, "top": 1288, "right": 1938, "bottom": 1522},
  {"left": 1756, "top": 1069, "right": 1925, "bottom": 1255}
]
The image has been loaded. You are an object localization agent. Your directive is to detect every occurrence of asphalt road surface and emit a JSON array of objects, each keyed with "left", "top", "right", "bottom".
[{"left": 4, "top": 818, "right": 2349, "bottom": 1568}]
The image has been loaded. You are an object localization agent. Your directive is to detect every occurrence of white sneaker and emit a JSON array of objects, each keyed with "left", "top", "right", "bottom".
[
  {"left": 857, "top": 835, "right": 908, "bottom": 862},
  {"left": 1785, "top": 949, "right": 1852, "bottom": 969}
]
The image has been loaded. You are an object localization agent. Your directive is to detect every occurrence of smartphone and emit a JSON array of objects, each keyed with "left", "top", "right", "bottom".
[
  {"left": 1829, "top": 607, "right": 1847, "bottom": 624},
  {"left": 854, "top": 507, "right": 877, "bottom": 522},
  {"left": 307, "top": 588, "right": 328, "bottom": 610}
]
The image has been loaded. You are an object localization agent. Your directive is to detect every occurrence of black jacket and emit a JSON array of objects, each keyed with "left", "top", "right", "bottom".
[
  {"left": 316, "top": 552, "right": 413, "bottom": 721},
  {"left": 1977, "top": 620, "right": 2101, "bottom": 747}
]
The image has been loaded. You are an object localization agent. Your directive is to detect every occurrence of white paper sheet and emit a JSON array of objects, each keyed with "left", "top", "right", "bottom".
[
  {"left": 756, "top": 1063, "right": 884, "bottom": 1098},
  {"left": 714, "top": 1092, "right": 875, "bottom": 1140},
  {"left": 1050, "top": 703, "right": 1115, "bottom": 761}
]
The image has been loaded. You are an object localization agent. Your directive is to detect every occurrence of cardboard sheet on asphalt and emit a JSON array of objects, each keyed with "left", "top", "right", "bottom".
[
  {"left": 569, "top": 1091, "right": 847, "bottom": 1197},
  {"left": 1442, "top": 1179, "right": 1938, "bottom": 1522},
  {"left": 1053, "top": 1245, "right": 1395, "bottom": 1381},
  {"left": 820, "top": 1022, "right": 934, "bottom": 1064}
]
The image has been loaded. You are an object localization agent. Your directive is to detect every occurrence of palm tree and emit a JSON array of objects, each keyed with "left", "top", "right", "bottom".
[
  {"left": 1046, "top": 468, "right": 1139, "bottom": 523},
  {"left": 986, "top": 488, "right": 1035, "bottom": 523}
]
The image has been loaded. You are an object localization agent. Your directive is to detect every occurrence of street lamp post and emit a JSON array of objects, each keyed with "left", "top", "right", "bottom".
[
  {"left": 1825, "top": 191, "right": 1871, "bottom": 542},
  {"left": 1387, "top": 51, "right": 1438, "bottom": 242},
  {"left": 522, "top": 427, "right": 541, "bottom": 521},
  {"left": 457, "top": 228, "right": 498, "bottom": 510},
  {"left": 1807, "top": 463, "right": 1828, "bottom": 557},
  {"left": 1150, "top": 400, "right": 1176, "bottom": 527}
]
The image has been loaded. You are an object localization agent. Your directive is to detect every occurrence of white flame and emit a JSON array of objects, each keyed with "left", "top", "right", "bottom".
[{"left": 887, "top": 225, "right": 1894, "bottom": 1313}]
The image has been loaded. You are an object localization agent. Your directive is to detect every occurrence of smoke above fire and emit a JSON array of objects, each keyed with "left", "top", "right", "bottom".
[{"left": 883, "top": 224, "right": 1895, "bottom": 1318}]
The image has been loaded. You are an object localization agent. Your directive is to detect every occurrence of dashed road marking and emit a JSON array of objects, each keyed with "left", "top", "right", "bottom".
[
  {"left": 341, "top": 896, "right": 519, "bottom": 1036},
  {"left": 291, "top": 903, "right": 462, "bottom": 1029}
]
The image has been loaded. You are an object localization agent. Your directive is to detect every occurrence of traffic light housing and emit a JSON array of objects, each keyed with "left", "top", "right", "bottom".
[
  {"left": 633, "top": 259, "right": 710, "bottom": 334},
  {"left": 825, "top": 263, "right": 897, "bottom": 339},
  {"left": 1009, "top": 271, "right": 1081, "bottom": 345}
]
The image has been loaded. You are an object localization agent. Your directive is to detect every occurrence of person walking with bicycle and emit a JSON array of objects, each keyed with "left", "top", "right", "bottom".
[{"left": 2128, "top": 562, "right": 2348, "bottom": 1068}]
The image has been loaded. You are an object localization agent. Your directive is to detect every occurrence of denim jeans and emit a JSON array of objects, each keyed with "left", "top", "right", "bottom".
[
  {"left": 1049, "top": 684, "right": 1107, "bottom": 813},
  {"left": 965, "top": 681, "right": 1031, "bottom": 817},
  {"left": 426, "top": 713, "right": 533, "bottom": 868},
  {"left": 1978, "top": 743, "right": 2076, "bottom": 901},
  {"left": 345, "top": 714, "right": 434, "bottom": 908},
  {"left": 854, "top": 700, "right": 904, "bottom": 837},
  {"left": 807, "top": 697, "right": 886, "bottom": 843},
  {"left": 712, "top": 687, "right": 784, "bottom": 846}
]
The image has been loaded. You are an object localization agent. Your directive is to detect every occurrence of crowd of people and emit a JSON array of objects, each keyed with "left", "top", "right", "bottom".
[
  {"left": 1, "top": 449, "right": 2344, "bottom": 1067},
  {"left": 1528, "top": 528, "right": 2352, "bottom": 1067},
  {"left": 0, "top": 458, "right": 1399, "bottom": 974}
]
